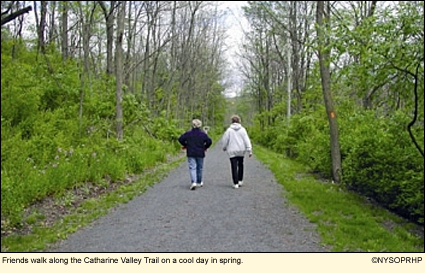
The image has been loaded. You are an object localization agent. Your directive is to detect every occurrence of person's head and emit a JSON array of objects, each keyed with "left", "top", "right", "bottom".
[
  {"left": 192, "top": 119, "right": 202, "bottom": 128},
  {"left": 231, "top": 115, "right": 241, "bottom": 124}
]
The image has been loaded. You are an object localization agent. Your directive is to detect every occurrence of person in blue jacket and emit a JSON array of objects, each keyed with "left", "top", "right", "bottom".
[{"left": 178, "top": 119, "right": 212, "bottom": 190}]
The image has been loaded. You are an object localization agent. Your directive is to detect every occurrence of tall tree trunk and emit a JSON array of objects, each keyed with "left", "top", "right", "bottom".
[
  {"left": 77, "top": 1, "right": 96, "bottom": 125},
  {"left": 33, "top": 1, "right": 55, "bottom": 74},
  {"left": 61, "top": 1, "right": 68, "bottom": 62},
  {"left": 287, "top": 34, "right": 291, "bottom": 123},
  {"left": 98, "top": 1, "right": 116, "bottom": 76},
  {"left": 35, "top": 1, "right": 48, "bottom": 54},
  {"left": 166, "top": 1, "right": 178, "bottom": 119},
  {"left": 49, "top": 1, "right": 56, "bottom": 43},
  {"left": 142, "top": 1, "right": 153, "bottom": 107},
  {"left": 287, "top": 1, "right": 293, "bottom": 122},
  {"left": 316, "top": 1, "right": 342, "bottom": 183},
  {"left": 115, "top": 1, "right": 125, "bottom": 141}
]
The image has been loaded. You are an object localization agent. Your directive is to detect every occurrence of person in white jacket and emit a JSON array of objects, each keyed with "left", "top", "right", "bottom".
[{"left": 222, "top": 115, "right": 252, "bottom": 189}]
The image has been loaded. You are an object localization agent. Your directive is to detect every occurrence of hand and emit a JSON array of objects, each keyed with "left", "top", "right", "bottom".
[
  {"left": 249, "top": 153, "right": 252, "bottom": 158},
  {"left": 182, "top": 147, "right": 186, "bottom": 150}
]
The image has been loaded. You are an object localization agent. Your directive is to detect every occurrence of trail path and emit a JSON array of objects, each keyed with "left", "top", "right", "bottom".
[{"left": 50, "top": 139, "right": 328, "bottom": 252}]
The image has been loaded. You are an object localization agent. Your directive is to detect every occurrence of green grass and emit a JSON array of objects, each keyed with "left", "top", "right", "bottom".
[
  {"left": 1, "top": 132, "right": 220, "bottom": 253},
  {"left": 3, "top": 141, "right": 422, "bottom": 252},
  {"left": 254, "top": 145, "right": 424, "bottom": 252},
  {"left": 1, "top": 157, "right": 184, "bottom": 252}
]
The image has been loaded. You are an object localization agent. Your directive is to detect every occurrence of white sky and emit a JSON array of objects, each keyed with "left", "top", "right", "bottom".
[{"left": 218, "top": 1, "right": 249, "bottom": 98}]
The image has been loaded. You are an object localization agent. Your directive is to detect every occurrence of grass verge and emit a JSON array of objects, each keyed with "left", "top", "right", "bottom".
[
  {"left": 1, "top": 156, "right": 184, "bottom": 252},
  {"left": 254, "top": 145, "right": 424, "bottom": 252}
]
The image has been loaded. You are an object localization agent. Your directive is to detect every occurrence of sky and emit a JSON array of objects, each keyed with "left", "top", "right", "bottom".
[
  {"left": 16, "top": 1, "right": 249, "bottom": 98},
  {"left": 218, "top": 1, "right": 249, "bottom": 98}
]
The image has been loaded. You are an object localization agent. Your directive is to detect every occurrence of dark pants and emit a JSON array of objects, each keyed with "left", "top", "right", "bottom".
[{"left": 230, "top": 156, "right": 244, "bottom": 185}]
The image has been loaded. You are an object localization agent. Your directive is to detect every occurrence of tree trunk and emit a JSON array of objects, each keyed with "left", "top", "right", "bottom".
[
  {"left": 98, "top": 1, "right": 116, "bottom": 76},
  {"left": 48, "top": 1, "right": 56, "bottom": 43},
  {"left": 316, "top": 1, "right": 342, "bottom": 183},
  {"left": 35, "top": 1, "right": 48, "bottom": 54},
  {"left": 115, "top": 1, "right": 125, "bottom": 141},
  {"left": 61, "top": 1, "right": 68, "bottom": 62},
  {"left": 166, "top": 1, "right": 178, "bottom": 119}
]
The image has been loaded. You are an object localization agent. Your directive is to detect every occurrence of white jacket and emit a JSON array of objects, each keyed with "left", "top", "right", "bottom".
[{"left": 222, "top": 123, "right": 252, "bottom": 158}]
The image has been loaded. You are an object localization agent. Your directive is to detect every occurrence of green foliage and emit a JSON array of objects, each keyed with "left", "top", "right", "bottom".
[
  {"left": 340, "top": 110, "right": 424, "bottom": 224},
  {"left": 244, "top": 0, "right": 424, "bottom": 227},
  {"left": 1, "top": 157, "right": 183, "bottom": 252},
  {"left": 0, "top": 39, "right": 183, "bottom": 229},
  {"left": 1, "top": 51, "right": 42, "bottom": 128},
  {"left": 250, "top": 100, "right": 424, "bottom": 225},
  {"left": 250, "top": 101, "right": 333, "bottom": 177},
  {"left": 287, "top": 113, "right": 331, "bottom": 177},
  {"left": 149, "top": 111, "right": 181, "bottom": 143},
  {"left": 255, "top": 145, "right": 423, "bottom": 252},
  {"left": 331, "top": 1, "right": 424, "bottom": 113},
  {"left": 84, "top": 77, "right": 116, "bottom": 122}
]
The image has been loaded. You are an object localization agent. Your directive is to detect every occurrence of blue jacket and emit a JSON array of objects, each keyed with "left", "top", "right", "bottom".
[{"left": 178, "top": 128, "right": 212, "bottom": 158}]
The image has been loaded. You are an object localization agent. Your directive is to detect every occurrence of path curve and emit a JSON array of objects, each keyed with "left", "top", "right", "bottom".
[{"left": 50, "top": 139, "right": 328, "bottom": 252}]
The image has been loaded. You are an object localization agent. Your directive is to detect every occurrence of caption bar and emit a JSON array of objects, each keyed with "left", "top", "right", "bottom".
[{"left": 2, "top": 256, "right": 242, "bottom": 266}]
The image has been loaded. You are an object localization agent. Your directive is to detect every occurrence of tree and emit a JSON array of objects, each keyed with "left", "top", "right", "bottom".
[
  {"left": 34, "top": 1, "right": 47, "bottom": 54},
  {"left": 60, "top": 1, "right": 68, "bottom": 62},
  {"left": 316, "top": 1, "right": 342, "bottom": 183},
  {"left": 76, "top": 1, "right": 97, "bottom": 125},
  {"left": 98, "top": 1, "right": 117, "bottom": 76},
  {"left": 115, "top": 1, "right": 125, "bottom": 140}
]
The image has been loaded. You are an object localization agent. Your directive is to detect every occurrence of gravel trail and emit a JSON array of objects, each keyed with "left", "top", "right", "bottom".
[{"left": 50, "top": 139, "right": 328, "bottom": 252}]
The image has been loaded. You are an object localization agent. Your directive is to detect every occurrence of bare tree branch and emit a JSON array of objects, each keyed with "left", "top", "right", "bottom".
[{"left": 1, "top": 5, "right": 32, "bottom": 26}]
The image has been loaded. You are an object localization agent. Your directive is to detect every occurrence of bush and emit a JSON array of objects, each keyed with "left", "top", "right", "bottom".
[
  {"left": 250, "top": 106, "right": 424, "bottom": 224},
  {"left": 340, "top": 110, "right": 424, "bottom": 224}
]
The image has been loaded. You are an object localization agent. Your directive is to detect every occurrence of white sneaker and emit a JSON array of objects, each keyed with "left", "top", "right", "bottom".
[
  {"left": 197, "top": 181, "right": 204, "bottom": 187},
  {"left": 238, "top": 181, "right": 243, "bottom": 187},
  {"left": 190, "top": 183, "right": 197, "bottom": 190},
  {"left": 233, "top": 184, "right": 239, "bottom": 189}
]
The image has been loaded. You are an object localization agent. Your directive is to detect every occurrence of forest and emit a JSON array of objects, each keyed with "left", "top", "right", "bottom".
[{"left": 1, "top": 1, "right": 424, "bottom": 250}]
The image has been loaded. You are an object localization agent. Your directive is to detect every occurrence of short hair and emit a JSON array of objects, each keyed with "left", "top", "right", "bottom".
[
  {"left": 192, "top": 119, "right": 202, "bottom": 128},
  {"left": 231, "top": 115, "right": 241, "bottom": 123}
]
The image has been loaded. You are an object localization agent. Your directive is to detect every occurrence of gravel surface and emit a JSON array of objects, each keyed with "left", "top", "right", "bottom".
[{"left": 50, "top": 139, "right": 329, "bottom": 252}]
